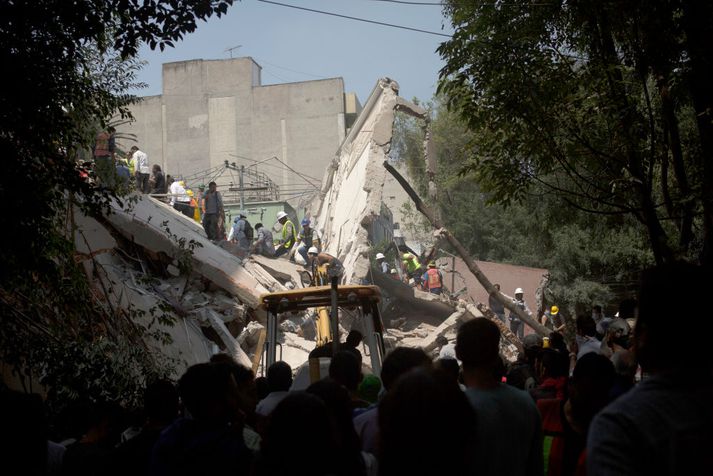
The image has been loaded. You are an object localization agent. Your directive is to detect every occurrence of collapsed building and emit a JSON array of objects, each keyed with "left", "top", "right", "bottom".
[{"left": 76, "top": 78, "right": 529, "bottom": 380}]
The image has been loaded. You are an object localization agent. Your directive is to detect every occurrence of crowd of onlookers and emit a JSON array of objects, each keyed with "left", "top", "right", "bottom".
[{"left": 3, "top": 261, "right": 711, "bottom": 475}]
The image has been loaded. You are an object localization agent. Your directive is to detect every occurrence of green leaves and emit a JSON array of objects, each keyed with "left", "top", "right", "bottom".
[{"left": 438, "top": 0, "right": 709, "bottom": 265}]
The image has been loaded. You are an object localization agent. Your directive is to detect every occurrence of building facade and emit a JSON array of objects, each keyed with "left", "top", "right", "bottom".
[{"left": 121, "top": 57, "right": 361, "bottom": 206}]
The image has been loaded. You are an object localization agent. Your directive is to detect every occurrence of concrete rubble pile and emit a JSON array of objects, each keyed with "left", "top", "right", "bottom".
[{"left": 75, "top": 78, "right": 517, "bottom": 378}]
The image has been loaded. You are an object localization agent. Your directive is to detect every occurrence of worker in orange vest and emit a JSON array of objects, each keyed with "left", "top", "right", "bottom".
[{"left": 422, "top": 261, "right": 444, "bottom": 295}]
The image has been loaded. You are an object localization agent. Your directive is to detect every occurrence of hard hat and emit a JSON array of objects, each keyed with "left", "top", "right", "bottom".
[
  {"left": 403, "top": 253, "right": 411, "bottom": 260},
  {"left": 390, "top": 269, "right": 398, "bottom": 274},
  {"left": 375, "top": 253, "right": 385, "bottom": 260},
  {"left": 307, "top": 246, "right": 319, "bottom": 255},
  {"left": 276, "top": 211, "right": 288, "bottom": 220},
  {"left": 428, "top": 261, "right": 436, "bottom": 268},
  {"left": 551, "top": 305, "right": 559, "bottom": 315},
  {"left": 301, "top": 217, "right": 310, "bottom": 226},
  {"left": 178, "top": 181, "right": 185, "bottom": 187},
  {"left": 186, "top": 189, "right": 194, "bottom": 197},
  {"left": 515, "top": 287, "right": 524, "bottom": 294}
]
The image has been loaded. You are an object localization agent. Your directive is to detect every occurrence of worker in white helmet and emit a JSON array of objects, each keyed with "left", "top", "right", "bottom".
[
  {"left": 375, "top": 252, "right": 389, "bottom": 274},
  {"left": 508, "top": 287, "right": 532, "bottom": 340},
  {"left": 274, "top": 211, "right": 296, "bottom": 259},
  {"left": 306, "top": 246, "right": 343, "bottom": 285}
]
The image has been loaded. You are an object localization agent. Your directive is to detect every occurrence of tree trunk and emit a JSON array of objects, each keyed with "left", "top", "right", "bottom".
[
  {"left": 657, "top": 74, "right": 694, "bottom": 250},
  {"left": 681, "top": 0, "right": 713, "bottom": 265}
]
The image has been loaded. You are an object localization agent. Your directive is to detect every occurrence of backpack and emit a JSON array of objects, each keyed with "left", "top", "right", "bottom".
[{"left": 244, "top": 219, "right": 254, "bottom": 240}]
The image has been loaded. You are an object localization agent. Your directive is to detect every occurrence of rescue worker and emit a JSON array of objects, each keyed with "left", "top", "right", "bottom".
[
  {"left": 186, "top": 190, "right": 200, "bottom": 223},
  {"left": 509, "top": 287, "right": 532, "bottom": 340},
  {"left": 229, "top": 211, "right": 250, "bottom": 250},
  {"left": 296, "top": 217, "right": 320, "bottom": 264},
  {"left": 251, "top": 223, "right": 275, "bottom": 257},
  {"left": 422, "top": 261, "right": 444, "bottom": 295},
  {"left": 306, "top": 247, "right": 344, "bottom": 285},
  {"left": 274, "top": 211, "right": 296, "bottom": 258},
  {"left": 402, "top": 252, "right": 424, "bottom": 286},
  {"left": 542, "top": 305, "right": 565, "bottom": 332},
  {"left": 201, "top": 181, "right": 224, "bottom": 241},
  {"left": 375, "top": 253, "right": 389, "bottom": 274}
]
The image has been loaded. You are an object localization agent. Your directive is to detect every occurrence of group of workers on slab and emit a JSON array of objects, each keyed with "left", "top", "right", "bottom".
[{"left": 374, "top": 252, "right": 444, "bottom": 295}]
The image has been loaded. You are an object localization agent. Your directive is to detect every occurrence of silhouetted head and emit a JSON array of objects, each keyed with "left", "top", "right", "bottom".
[
  {"left": 380, "top": 347, "right": 432, "bottom": 391},
  {"left": 636, "top": 262, "right": 712, "bottom": 373},
  {"left": 379, "top": 368, "right": 476, "bottom": 475},
  {"left": 267, "top": 361, "right": 292, "bottom": 392},
  {"left": 144, "top": 379, "right": 179, "bottom": 426},
  {"left": 456, "top": 318, "right": 500, "bottom": 372},
  {"left": 345, "top": 329, "right": 363, "bottom": 348},
  {"left": 329, "top": 351, "right": 362, "bottom": 392},
  {"left": 262, "top": 392, "right": 336, "bottom": 475},
  {"left": 576, "top": 315, "right": 597, "bottom": 337},
  {"left": 569, "top": 353, "right": 615, "bottom": 431}
]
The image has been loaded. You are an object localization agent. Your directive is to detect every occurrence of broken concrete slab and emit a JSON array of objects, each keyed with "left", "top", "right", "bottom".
[
  {"left": 91, "top": 252, "right": 213, "bottom": 375},
  {"left": 72, "top": 209, "right": 117, "bottom": 258},
  {"left": 105, "top": 195, "right": 271, "bottom": 309},
  {"left": 202, "top": 308, "right": 252, "bottom": 368},
  {"left": 418, "top": 306, "right": 471, "bottom": 353},
  {"left": 314, "top": 78, "right": 429, "bottom": 286},
  {"left": 250, "top": 255, "right": 306, "bottom": 288}
]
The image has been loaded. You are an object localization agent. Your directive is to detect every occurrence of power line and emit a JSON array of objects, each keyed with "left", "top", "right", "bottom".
[
  {"left": 254, "top": 57, "right": 328, "bottom": 80},
  {"left": 257, "top": 0, "right": 452, "bottom": 38}
]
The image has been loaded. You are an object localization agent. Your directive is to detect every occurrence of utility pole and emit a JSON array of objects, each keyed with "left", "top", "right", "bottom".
[{"left": 239, "top": 165, "right": 245, "bottom": 210}]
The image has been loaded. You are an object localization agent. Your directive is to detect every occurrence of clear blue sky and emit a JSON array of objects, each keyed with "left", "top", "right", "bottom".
[{"left": 133, "top": 0, "right": 453, "bottom": 103}]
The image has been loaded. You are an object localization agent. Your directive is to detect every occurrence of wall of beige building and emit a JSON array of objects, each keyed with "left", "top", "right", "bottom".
[{"left": 119, "top": 57, "right": 350, "bottom": 205}]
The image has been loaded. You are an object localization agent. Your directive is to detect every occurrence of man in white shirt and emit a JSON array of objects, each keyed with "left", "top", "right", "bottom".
[
  {"left": 129, "top": 146, "right": 150, "bottom": 193},
  {"left": 169, "top": 180, "right": 192, "bottom": 217}
]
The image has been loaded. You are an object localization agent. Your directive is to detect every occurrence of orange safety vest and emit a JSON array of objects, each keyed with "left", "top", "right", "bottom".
[{"left": 426, "top": 268, "right": 442, "bottom": 289}]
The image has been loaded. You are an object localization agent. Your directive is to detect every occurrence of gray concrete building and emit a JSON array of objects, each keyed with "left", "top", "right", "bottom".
[{"left": 121, "top": 57, "right": 361, "bottom": 207}]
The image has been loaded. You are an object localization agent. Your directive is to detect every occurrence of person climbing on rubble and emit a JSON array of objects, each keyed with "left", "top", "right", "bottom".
[
  {"left": 273, "top": 211, "right": 296, "bottom": 258},
  {"left": 542, "top": 305, "right": 565, "bottom": 332},
  {"left": 488, "top": 283, "right": 507, "bottom": 323},
  {"left": 401, "top": 252, "right": 424, "bottom": 287},
  {"left": 509, "top": 287, "right": 532, "bottom": 340},
  {"left": 201, "top": 181, "right": 224, "bottom": 241},
  {"left": 229, "top": 211, "right": 251, "bottom": 251},
  {"left": 375, "top": 252, "right": 389, "bottom": 274},
  {"left": 421, "top": 261, "right": 444, "bottom": 295},
  {"left": 295, "top": 217, "right": 320, "bottom": 264},
  {"left": 306, "top": 247, "right": 344, "bottom": 285},
  {"left": 251, "top": 223, "right": 275, "bottom": 257}
]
